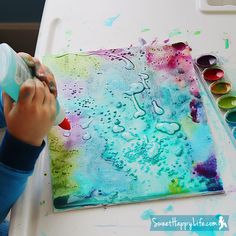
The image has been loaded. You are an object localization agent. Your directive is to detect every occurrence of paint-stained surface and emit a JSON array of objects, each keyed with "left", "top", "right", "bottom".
[{"left": 44, "top": 42, "right": 223, "bottom": 211}]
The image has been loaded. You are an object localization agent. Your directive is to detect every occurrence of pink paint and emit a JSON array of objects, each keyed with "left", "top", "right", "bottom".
[
  {"left": 172, "top": 42, "right": 187, "bottom": 51},
  {"left": 146, "top": 44, "right": 192, "bottom": 71}
]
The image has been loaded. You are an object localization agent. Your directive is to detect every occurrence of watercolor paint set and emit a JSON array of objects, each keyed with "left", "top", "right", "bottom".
[{"left": 194, "top": 55, "right": 236, "bottom": 148}]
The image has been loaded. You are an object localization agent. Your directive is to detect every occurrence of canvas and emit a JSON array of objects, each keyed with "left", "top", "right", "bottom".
[{"left": 44, "top": 42, "right": 223, "bottom": 211}]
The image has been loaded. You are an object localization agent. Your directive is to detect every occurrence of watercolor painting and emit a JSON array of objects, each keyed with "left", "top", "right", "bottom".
[{"left": 43, "top": 42, "right": 224, "bottom": 211}]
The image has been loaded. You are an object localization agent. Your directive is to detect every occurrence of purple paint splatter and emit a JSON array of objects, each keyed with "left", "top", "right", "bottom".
[
  {"left": 194, "top": 154, "right": 217, "bottom": 178},
  {"left": 189, "top": 99, "right": 203, "bottom": 123}
]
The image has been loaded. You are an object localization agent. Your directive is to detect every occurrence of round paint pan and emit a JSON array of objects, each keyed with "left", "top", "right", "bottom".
[
  {"left": 196, "top": 54, "right": 217, "bottom": 68},
  {"left": 210, "top": 81, "right": 231, "bottom": 95},
  {"left": 217, "top": 94, "right": 236, "bottom": 110},
  {"left": 203, "top": 67, "right": 224, "bottom": 82},
  {"left": 224, "top": 109, "right": 236, "bottom": 127}
]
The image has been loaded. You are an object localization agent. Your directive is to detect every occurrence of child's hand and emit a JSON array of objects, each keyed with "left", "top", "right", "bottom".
[
  {"left": 18, "top": 52, "right": 57, "bottom": 97},
  {"left": 2, "top": 79, "right": 56, "bottom": 146}
]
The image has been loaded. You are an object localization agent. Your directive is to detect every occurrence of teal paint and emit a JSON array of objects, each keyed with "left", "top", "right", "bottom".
[
  {"left": 141, "top": 209, "right": 155, "bottom": 220},
  {"left": 44, "top": 43, "right": 223, "bottom": 211},
  {"left": 169, "top": 29, "right": 182, "bottom": 38},
  {"left": 104, "top": 14, "right": 120, "bottom": 27},
  {"left": 165, "top": 205, "right": 173, "bottom": 212}
]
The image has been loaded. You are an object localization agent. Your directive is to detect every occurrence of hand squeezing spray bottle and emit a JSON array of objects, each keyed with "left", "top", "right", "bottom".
[{"left": 0, "top": 43, "right": 71, "bottom": 130}]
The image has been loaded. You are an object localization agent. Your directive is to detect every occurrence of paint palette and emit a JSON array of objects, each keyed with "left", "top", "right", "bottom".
[
  {"left": 44, "top": 42, "right": 224, "bottom": 212},
  {"left": 194, "top": 54, "right": 236, "bottom": 148}
]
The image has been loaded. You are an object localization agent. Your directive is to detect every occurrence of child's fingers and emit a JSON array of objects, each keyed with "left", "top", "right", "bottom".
[
  {"left": 36, "top": 64, "right": 57, "bottom": 97},
  {"left": 18, "top": 79, "right": 36, "bottom": 105},
  {"left": 42, "top": 82, "right": 56, "bottom": 121},
  {"left": 18, "top": 52, "right": 35, "bottom": 67},
  {"left": 2, "top": 92, "right": 14, "bottom": 115},
  {"left": 19, "top": 52, "right": 58, "bottom": 98},
  {"left": 33, "top": 57, "right": 47, "bottom": 79},
  {"left": 45, "top": 69, "right": 57, "bottom": 97},
  {"left": 49, "top": 93, "right": 56, "bottom": 121},
  {"left": 42, "top": 81, "right": 50, "bottom": 105},
  {"left": 33, "top": 79, "right": 46, "bottom": 105}
]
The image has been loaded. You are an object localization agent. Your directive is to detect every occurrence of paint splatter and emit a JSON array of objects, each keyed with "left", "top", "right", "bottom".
[
  {"left": 104, "top": 14, "right": 120, "bottom": 27},
  {"left": 141, "top": 209, "right": 155, "bottom": 220},
  {"left": 164, "top": 205, "right": 174, "bottom": 212},
  {"left": 194, "top": 154, "right": 217, "bottom": 178},
  {"left": 138, "top": 37, "right": 147, "bottom": 46},
  {"left": 189, "top": 99, "right": 204, "bottom": 123},
  {"left": 141, "top": 28, "right": 150, "bottom": 32},
  {"left": 44, "top": 42, "right": 223, "bottom": 211},
  {"left": 225, "top": 38, "right": 229, "bottom": 49},
  {"left": 194, "top": 30, "right": 201, "bottom": 36},
  {"left": 163, "top": 38, "right": 170, "bottom": 44},
  {"left": 168, "top": 29, "right": 182, "bottom": 38}
]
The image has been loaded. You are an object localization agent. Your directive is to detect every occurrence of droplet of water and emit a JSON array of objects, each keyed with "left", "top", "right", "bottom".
[
  {"left": 134, "top": 109, "right": 146, "bottom": 118},
  {"left": 63, "top": 131, "right": 71, "bottom": 137},
  {"left": 116, "top": 102, "right": 122, "bottom": 108},
  {"left": 152, "top": 100, "right": 164, "bottom": 115},
  {"left": 112, "top": 125, "right": 125, "bottom": 133},
  {"left": 122, "top": 131, "right": 135, "bottom": 141},
  {"left": 125, "top": 82, "right": 145, "bottom": 95},
  {"left": 82, "top": 132, "right": 91, "bottom": 140},
  {"left": 155, "top": 122, "right": 180, "bottom": 135},
  {"left": 80, "top": 119, "right": 93, "bottom": 129}
]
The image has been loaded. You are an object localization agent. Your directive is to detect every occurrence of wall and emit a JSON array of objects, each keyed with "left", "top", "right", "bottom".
[{"left": 0, "top": 0, "right": 46, "bottom": 55}]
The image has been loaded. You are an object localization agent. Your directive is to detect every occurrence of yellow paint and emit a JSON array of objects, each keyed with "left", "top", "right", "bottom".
[{"left": 49, "top": 128, "right": 80, "bottom": 198}]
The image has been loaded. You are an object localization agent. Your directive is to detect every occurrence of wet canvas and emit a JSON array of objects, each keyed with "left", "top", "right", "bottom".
[{"left": 44, "top": 42, "right": 224, "bottom": 211}]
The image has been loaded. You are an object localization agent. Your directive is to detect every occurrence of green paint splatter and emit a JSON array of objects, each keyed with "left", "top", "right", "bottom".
[
  {"left": 44, "top": 54, "right": 102, "bottom": 78},
  {"left": 49, "top": 129, "right": 80, "bottom": 198},
  {"left": 65, "top": 30, "right": 72, "bottom": 36},
  {"left": 194, "top": 30, "right": 201, "bottom": 36},
  {"left": 225, "top": 38, "right": 229, "bottom": 49},
  {"left": 168, "top": 29, "right": 182, "bottom": 38},
  {"left": 168, "top": 178, "right": 189, "bottom": 194},
  {"left": 141, "top": 28, "right": 150, "bottom": 32},
  {"left": 141, "top": 209, "right": 155, "bottom": 220}
]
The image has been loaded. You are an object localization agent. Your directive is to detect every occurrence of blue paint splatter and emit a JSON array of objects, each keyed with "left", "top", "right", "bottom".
[
  {"left": 141, "top": 209, "right": 155, "bottom": 220},
  {"left": 165, "top": 204, "right": 173, "bottom": 212},
  {"left": 104, "top": 14, "right": 120, "bottom": 27}
]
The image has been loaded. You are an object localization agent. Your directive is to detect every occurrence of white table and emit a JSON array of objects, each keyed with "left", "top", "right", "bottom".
[{"left": 9, "top": 0, "right": 236, "bottom": 235}]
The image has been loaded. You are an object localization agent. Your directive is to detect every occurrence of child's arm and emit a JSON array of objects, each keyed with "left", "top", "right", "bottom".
[
  {"left": 0, "top": 133, "right": 44, "bottom": 222},
  {"left": 0, "top": 59, "right": 56, "bottom": 222}
]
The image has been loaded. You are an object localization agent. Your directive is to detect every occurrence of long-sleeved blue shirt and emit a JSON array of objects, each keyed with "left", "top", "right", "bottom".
[{"left": 0, "top": 92, "right": 45, "bottom": 223}]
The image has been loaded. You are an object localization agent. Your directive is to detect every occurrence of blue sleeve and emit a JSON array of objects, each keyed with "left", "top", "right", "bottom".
[
  {"left": 0, "top": 131, "right": 45, "bottom": 223},
  {"left": 0, "top": 91, "right": 6, "bottom": 128}
]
